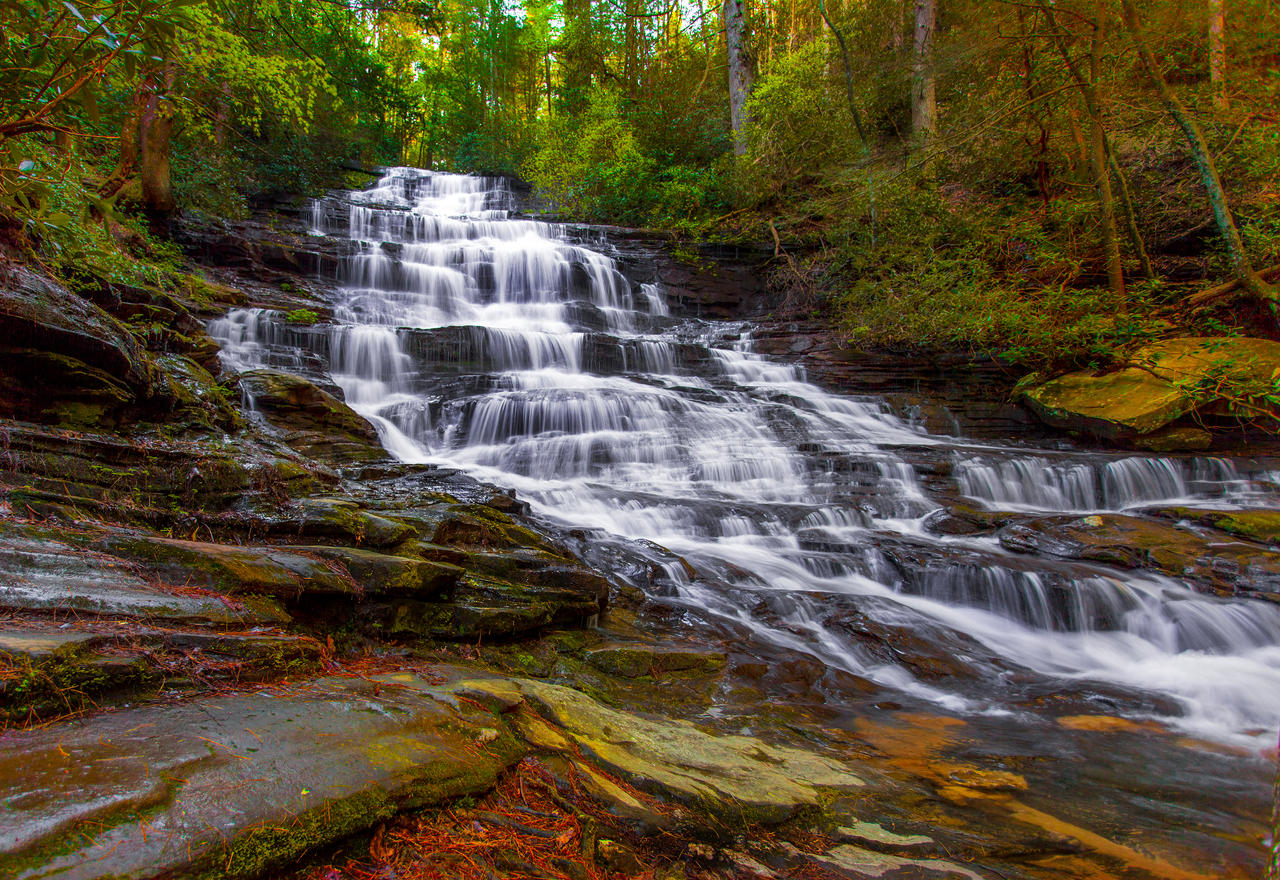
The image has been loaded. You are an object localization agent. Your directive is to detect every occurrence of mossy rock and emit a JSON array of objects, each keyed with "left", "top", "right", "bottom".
[
  {"left": 998, "top": 513, "right": 1280, "bottom": 597},
  {"left": 450, "top": 676, "right": 865, "bottom": 827},
  {"left": 294, "top": 498, "right": 417, "bottom": 548},
  {"left": 0, "top": 642, "right": 160, "bottom": 725},
  {"left": 94, "top": 534, "right": 354, "bottom": 598},
  {"left": 237, "top": 369, "right": 386, "bottom": 462},
  {"left": 0, "top": 673, "right": 524, "bottom": 879},
  {"left": 292, "top": 545, "right": 462, "bottom": 596},
  {"left": 1153, "top": 507, "right": 1280, "bottom": 546},
  {"left": 584, "top": 645, "right": 727, "bottom": 679},
  {"left": 1019, "top": 336, "right": 1280, "bottom": 440},
  {"left": 1017, "top": 368, "right": 1194, "bottom": 439}
]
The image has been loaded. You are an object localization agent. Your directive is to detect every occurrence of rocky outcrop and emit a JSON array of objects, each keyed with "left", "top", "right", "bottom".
[
  {"left": 0, "top": 673, "right": 523, "bottom": 880},
  {"left": 449, "top": 676, "right": 865, "bottom": 825},
  {"left": 237, "top": 369, "right": 386, "bottom": 462},
  {"left": 0, "top": 265, "right": 238, "bottom": 432},
  {"left": 1017, "top": 336, "right": 1280, "bottom": 445},
  {"left": 998, "top": 513, "right": 1280, "bottom": 599}
]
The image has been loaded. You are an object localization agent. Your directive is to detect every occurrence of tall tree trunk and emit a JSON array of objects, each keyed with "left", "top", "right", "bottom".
[
  {"left": 817, "top": 0, "right": 866, "bottom": 143},
  {"left": 138, "top": 67, "right": 176, "bottom": 216},
  {"left": 625, "top": 0, "right": 640, "bottom": 97},
  {"left": 1042, "top": 5, "right": 1124, "bottom": 299},
  {"left": 1106, "top": 141, "right": 1155, "bottom": 280},
  {"left": 101, "top": 88, "right": 147, "bottom": 199},
  {"left": 724, "top": 0, "right": 753, "bottom": 156},
  {"left": 563, "top": 0, "right": 591, "bottom": 114},
  {"left": 911, "top": 0, "right": 937, "bottom": 143},
  {"left": 890, "top": 0, "right": 906, "bottom": 50},
  {"left": 1208, "top": 0, "right": 1227, "bottom": 111},
  {"left": 1119, "top": 0, "right": 1275, "bottom": 300}
]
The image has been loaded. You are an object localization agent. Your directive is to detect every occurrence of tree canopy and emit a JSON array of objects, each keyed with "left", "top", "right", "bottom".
[{"left": 2, "top": 0, "right": 1279, "bottom": 366}]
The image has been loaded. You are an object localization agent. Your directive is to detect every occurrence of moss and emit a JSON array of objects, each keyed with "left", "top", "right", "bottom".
[
  {"left": 0, "top": 793, "right": 175, "bottom": 878},
  {"left": 1161, "top": 507, "right": 1280, "bottom": 545},
  {"left": 0, "top": 645, "right": 161, "bottom": 726},
  {"left": 188, "top": 788, "right": 397, "bottom": 880}
]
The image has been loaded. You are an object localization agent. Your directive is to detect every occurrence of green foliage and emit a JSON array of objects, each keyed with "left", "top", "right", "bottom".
[
  {"left": 525, "top": 89, "right": 730, "bottom": 227},
  {"left": 284, "top": 308, "right": 320, "bottom": 325},
  {"left": 817, "top": 169, "right": 1175, "bottom": 368}
]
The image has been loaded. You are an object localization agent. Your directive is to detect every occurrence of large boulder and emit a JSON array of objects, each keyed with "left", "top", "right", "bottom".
[
  {"left": 451, "top": 676, "right": 865, "bottom": 825},
  {"left": 237, "top": 369, "right": 385, "bottom": 462},
  {"left": 1017, "top": 336, "right": 1280, "bottom": 442},
  {"left": 0, "top": 673, "right": 522, "bottom": 880},
  {"left": 1018, "top": 368, "right": 1194, "bottom": 440},
  {"left": 0, "top": 267, "right": 160, "bottom": 426}
]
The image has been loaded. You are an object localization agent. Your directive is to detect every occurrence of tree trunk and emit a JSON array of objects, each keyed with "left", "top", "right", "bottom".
[
  {"left": 1209, "top": 0, "right": 1227, "bottom": 111},
  {"left": 817, "top": 0, "right": 866, "bottom": 143},
  {"left": 1042, "top": 5, "right": 1124, "bottom": 299},
  {"left": 138, "top": 68, "right": 176, "bottom": 216},
  {"left": 563, "top": 0, "right": 592, "bottom": 114},
  {"left": 1106, "top": 141, "right": 1155, "bottom": 280},
  {"left": 724, "top": 0, "right": 753, "bottom": 156},
  {"left": 1119, "top": 0, "right": 1275, "bottom": 300},
  {"left": 625, "top": 0, "right": 639, "bottom": 97},
  {"left": 100, "top": 88, "right": 146, "bottom": 199},
  {"left": 890, "top": 0, "right": 906, "bottom": 50},
  {"left": 911, "top": 0, "right": 937, "bottom": 143}
]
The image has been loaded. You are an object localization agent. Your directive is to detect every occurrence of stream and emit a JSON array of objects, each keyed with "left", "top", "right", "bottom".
[{"left": 209, "top": 168, "right": 1280, "bottom": 752}]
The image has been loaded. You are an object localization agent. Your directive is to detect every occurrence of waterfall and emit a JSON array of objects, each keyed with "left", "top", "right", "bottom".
[{"left": 210, "top": 168, "right": 1280, "bottom": 747}]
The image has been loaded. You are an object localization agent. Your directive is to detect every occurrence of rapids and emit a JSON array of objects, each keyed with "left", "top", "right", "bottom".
[{"left": 210, "top": 168, "right": 1280, "bottom": 749}]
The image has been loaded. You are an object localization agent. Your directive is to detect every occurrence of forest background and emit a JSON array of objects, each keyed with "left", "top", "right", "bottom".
[{"left": 1, "top": 0, "right": 1279, "bottom": 370}]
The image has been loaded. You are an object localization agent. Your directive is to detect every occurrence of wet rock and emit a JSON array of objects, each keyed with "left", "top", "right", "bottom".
[
  {"left": 390, "top": 568, "right": 607, "bottom": 640},
  {"left": 450, "top": 677, "right": 864, "bottom": 825},
  {"left": 0, "top": 424, "right": 281, "bottom": 512},
  {"left": 407, "top": 506, "right": 567, "bottom": 556},
  {"left": 97, "top": 534, "right": 459, "bottom": 600},
  {"left": 823, "top": 598, "right": 1009, "bottom": 681},
  {"left": 0, "top": 623, "right": 321, "bottom": 724},
  {"left": 1131, "top": 425, "right": 1213, "bottom": 452},
  {"left": 805, "top": 844, "right": 984, "bottom": 880},
  {"left": 95, "top": 534, "right": 352, "bottom": 597},
  {"left": 924, "top": 505, "right": 1014, "bottom": 537},
  {"left": 0, "top": 523, "right": 284, "bottom": 625},
  {"left": 237, "top": 369, "right": 385, "bottom": 462},
  {"left": 998, "top": 514, "right": 1280, "bottom": 598},
  {"left": 834, "top": 821, "right": 935, "bottom": 852},
  {"left": 0, "top": 673, "right": 522, "bottom": 880},
  {"left": 247, "top": 497, "right": 417, "bottom": 548},
  {"left": 292, "top": 545, "right": 461, "bottom": 596},
  {"left": 1151, "top": 507, "right": 1280, "bottom": 546}
]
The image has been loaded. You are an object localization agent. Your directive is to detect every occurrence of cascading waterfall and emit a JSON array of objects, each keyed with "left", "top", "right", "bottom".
[{"left": 211, "top": 168, "right": 1280, "bottom": 747}]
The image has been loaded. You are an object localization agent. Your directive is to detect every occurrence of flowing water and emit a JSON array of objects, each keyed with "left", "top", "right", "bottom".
[{"left": 210, "top": 168, "right": 1280, "bottom": 749}]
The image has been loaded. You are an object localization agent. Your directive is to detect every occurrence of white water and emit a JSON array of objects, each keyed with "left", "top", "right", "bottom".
[{"left": 210, "top": 169, "right": 1280, "bottom": 748}]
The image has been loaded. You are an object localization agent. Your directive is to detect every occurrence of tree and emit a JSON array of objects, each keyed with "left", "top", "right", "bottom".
[
  {"left": 1208, "top": 0, "right": 1227, "bottom": 111},
  {"left": 910, "top": 0, "right": 937, "bottom": 143},
  {"left": 817, "top": 0, "right": 867, "bottom": 144},
  {"left": 1040, "top": 2, "right": 1125, "bottom": 299},
  {"left": 725, "top": 0, "right": 753, "bottom": 156},
  {"left": 1118, "top": 0, "right": 1275, "bottom": 301}
]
